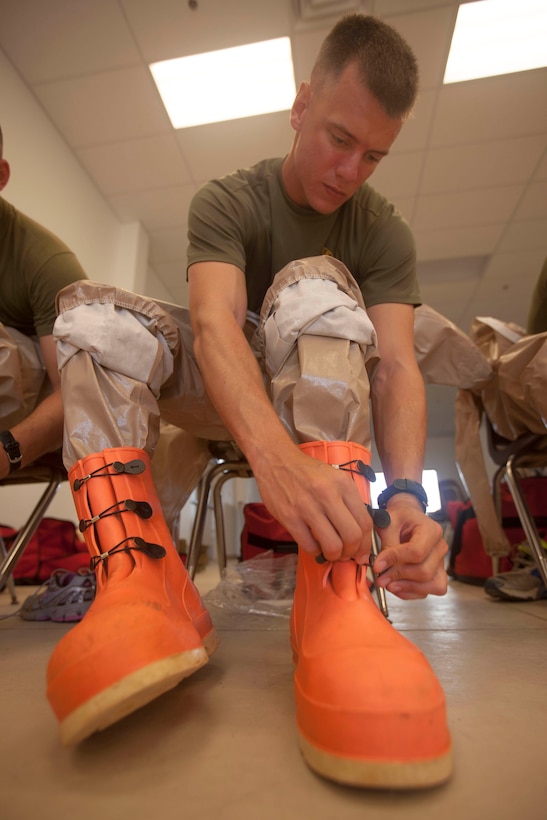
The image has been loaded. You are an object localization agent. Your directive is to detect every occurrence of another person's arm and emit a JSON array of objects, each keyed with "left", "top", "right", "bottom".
[{"left": 0, "top": 334, "right": 63, "bottom": 479}]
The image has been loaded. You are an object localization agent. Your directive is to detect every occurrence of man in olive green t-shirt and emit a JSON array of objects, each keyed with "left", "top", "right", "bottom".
[
  {"left": 45, "top": 17, "right": 453, "bottom": 785},
  {"left": 0, "top": 125, "right": 87, "bottom": 480}
]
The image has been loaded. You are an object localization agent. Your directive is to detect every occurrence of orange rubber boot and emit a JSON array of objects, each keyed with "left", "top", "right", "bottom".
[
  {"left": 46, "top": 447, "right": 218, "bottom": 745},
  {"left": 291, "top": 440, "right": 452, "bottom": 789}
]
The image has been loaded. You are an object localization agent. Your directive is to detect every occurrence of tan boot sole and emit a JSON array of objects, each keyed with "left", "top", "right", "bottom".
[
  {"left": 299, "top": 734, "right": 453, "bottom": 790},
  {"left": 59, "top": 646, "right": 208, "bottom": 746},
  {"left": 202, "top": 628, "right": 220, "bottom": 658}
]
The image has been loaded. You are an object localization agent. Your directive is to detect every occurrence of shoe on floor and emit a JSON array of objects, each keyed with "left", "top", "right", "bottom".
[
  {"left": 19, "top": 569, "right": 96, "bottom": 622},
  {"left": 485, "top": 540, "right": 547, "bottom": 602}
]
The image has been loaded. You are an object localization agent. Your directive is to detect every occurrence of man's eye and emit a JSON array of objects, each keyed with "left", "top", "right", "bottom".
[{"left": 331, "top": 133, "right": 347, "bottom": 147}]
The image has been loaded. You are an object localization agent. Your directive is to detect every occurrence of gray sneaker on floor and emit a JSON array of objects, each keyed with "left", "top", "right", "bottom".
[
  {"left": 19, "top": 569, "right": 96, "bottom": 622},
  {"left": 485, "top": 541, "right": 547, "bottom": 602}
]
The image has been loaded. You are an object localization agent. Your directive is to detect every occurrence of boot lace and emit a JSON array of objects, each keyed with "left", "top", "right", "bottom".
[
  {"left": 72, "top": 459, "right": 146, "bottom": 491},
  {"left": 73, "top": 458, "right": 167, "bottom": 569},
  {"left": 319, "top": 558, "right": 371, "bottom": 593},
  {"left": 90, "top": 537, "right": 166, "bottom": 571},
  {"left": 334, "top": 459, "right": 390, "bottom": 528},
  {"left": 78, "top": 498, "right": 153, "bottom": 532}
]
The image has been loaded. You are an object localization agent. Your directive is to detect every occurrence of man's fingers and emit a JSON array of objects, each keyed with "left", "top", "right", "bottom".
[{"left": 384, "top": 565, "right": 449, "bottom": 599}]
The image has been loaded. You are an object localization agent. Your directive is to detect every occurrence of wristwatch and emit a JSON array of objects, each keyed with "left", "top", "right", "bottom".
[
  {"left": 0, "top": 430, "right": 23, "bottom": 473},
  {"left": 377, "top": 479, "right": 428, "bottom": 513}
]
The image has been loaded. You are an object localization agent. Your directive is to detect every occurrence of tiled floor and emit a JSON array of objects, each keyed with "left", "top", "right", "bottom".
[{"left": 1, "top": 556, "right": 546, "bottom": 820}]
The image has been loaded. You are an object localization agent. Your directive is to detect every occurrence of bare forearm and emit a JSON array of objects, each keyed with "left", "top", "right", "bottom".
[
  {"left": 371, "top": 360, "right": 427, "bottom": 484},
  {"left": 0, "top": 389, "right": 64, "bottom": 479},
  {"left": 188, "top": 261, "right": 372, "bottom": 561},
  {"left": 193, "top": 312, "right": 295, "bottom": 467}
]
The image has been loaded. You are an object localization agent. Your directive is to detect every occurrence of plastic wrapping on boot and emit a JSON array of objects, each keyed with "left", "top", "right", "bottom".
[
  {"left": 258, "top": 262, "right": 378, "bottom": 447},
  {"left": 203, "top": 551, "right": 297, "bottom": 619}
]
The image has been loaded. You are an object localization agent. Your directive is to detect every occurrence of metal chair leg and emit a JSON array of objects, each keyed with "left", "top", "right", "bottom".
[
  {"left": 504, "top": 455, "right": 547, "bottom": 587},
  {"left": 186, "top": 465, "right": 218, "bottom": 579},
  {"left": 186, "top": 459, "right": 253, "bottom": 578},
  {"left": 0, "top": 535, "right": 18, "bottom": 605},
  {"left": 0, "top": 476, "right": 62, "bottom": 591},
  {"left": 370, "top": 529, "right": 389, "bottom": 619},
  {"left": 212, "top": 470, "right": 238, "bottom": 574}
]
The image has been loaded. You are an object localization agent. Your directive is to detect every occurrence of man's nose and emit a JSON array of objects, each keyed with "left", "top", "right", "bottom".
[{"left": 336, "top": 152, "right": 364, "bottom": 184}]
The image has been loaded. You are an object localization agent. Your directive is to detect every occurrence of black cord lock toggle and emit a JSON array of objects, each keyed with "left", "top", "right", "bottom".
[
  {"left": 73, "top": 459, "right": 147, "bottom": 491},
  {"left": 79, "top": 499, "right": 153, "bottom": 532},
  {"left": 90, "top": 536, "right": 167, "bottom": 570}
]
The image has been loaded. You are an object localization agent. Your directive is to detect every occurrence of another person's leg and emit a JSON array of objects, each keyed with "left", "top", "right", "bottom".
[{"left": 48, "top": 282, "right": 220, "bottom": 745}]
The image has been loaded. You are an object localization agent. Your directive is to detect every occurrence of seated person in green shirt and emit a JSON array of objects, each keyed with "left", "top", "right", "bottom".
[{"left": 0, "top": 125, "right": 88, "bottom": 479}]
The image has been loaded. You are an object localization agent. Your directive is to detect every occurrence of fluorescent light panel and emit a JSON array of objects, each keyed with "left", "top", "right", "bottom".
[
  {"left": 444, "top": 0, "right": 547, "bottom": 84},
  {"left": 150, "top": 37, "right": 296, "bottom": 129}
]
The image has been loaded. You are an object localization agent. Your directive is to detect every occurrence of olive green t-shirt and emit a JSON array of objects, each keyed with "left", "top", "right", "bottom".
[
  {"left": 0, "top": 196, "right": 87, "bottom": 337},
  {"left": 187, "top": 157, "right": 419, "bottom": 314}
]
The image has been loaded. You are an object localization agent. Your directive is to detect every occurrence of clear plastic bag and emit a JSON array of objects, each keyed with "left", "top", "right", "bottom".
[{"left": 203, "top": 551, "right": 297, "bottom": 618}]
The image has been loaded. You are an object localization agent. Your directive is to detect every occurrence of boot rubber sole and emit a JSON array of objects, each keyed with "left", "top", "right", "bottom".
[
  {"left": 59, "top": 645, "right": 209, "bottom": 746},
  {"left": 299, "top": 733, "right": 453, "bottom": 789},
  {"left": 202, "top": 627, "right": 220, "bottom": 658}
]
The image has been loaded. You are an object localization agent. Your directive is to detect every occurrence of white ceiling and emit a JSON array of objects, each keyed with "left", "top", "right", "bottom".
[{"left": 1, "top": 0, "right": 546, "bottom": 438}]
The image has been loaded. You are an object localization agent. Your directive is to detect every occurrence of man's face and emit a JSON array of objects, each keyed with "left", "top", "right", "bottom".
[{"left": 284, "top": 62, "right": 404, "bottom": 214}]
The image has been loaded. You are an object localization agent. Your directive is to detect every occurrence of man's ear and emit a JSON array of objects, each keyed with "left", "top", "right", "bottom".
[
  {"left": 0, "top": 159, "right": 10, "bottom": 191},
  {"left": 290, "top": 82, "right": 311, "bottom": 132}
]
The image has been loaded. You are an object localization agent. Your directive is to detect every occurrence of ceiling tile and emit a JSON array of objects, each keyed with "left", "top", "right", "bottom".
[
  {"left": 430, "top": 68, "right": 547, "bottom": 147},
  {"left": 176, "top": 111, "right": 293, "bottom": 183},
  {"left": 513, "top": 181, "right": 547, "bottom": 220},
  {"left": 108, "top": 185, "right": 195, "bottom": 230},
  {"left": 33, "top": 67, "right": 172, "bottom": 147},
  {"left": 121, "top": 0, "right": 293, "bottom": 63},
  {"left": 76, "top": 135, "right": 192, "bottom": 195},
  {"left": 413, "top": 185, "right": 524, "bottom": 231},
  {"left": 482, "top": 250, "right": 546, "bottom": 285},
  {"left": 377, "top": 0, "right": 455, "bottom": 14},
  {"left": 393, "top": 90, "right": 436, "bottom": 154},
  {"left": 498, "top": 218, "right": 547, "bottom": 253},
  {"left": 414, "top": 224, "right": 504, "bottom": 261},
  {"left": 369, "top": 150, "right": 422, "bottom": 199},
  {"left": 152, "top": 259, "right": 190, "bottom": 306},
  {"left": 149, "top": 227, "right": 187, "bottom": 264},
  {"left": 534, "top": 151, "right": 547, "bottom": 181},
  {"left": 420, "top": 136, "right": 546, "bottom": 194},
  {"left": 291, "top": 26, "right": 331, "bottom": 84},
  {"left": 386, "top": 6, "right": 455, "bottom": 89},
  {"left": 0, "top": 0, "right": 140, "bottom": 82}
]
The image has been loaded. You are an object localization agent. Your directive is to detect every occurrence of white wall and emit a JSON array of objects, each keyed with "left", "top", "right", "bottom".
[{"left": 0, "top": 47, "right": 149, "bottom": 529}]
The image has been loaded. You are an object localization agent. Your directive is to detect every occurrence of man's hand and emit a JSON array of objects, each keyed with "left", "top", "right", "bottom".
[
  {"left": 372, "top": 496, "right": 448, "bottom": 599},
  {"left": 252, "top": 447, "right": 373, "bottom": 564}
]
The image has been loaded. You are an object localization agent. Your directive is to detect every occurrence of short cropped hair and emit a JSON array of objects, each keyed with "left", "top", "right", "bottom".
[{"left": 311, "top": 14, "right": 419, "bottom": 120}]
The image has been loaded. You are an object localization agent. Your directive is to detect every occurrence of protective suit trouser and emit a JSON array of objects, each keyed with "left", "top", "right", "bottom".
[
  {"left": 54, "top": 257, "right": 379, "bottom": 518},
  {"left": 0, "top": 323, "right": 48, "bottom": 430}
]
